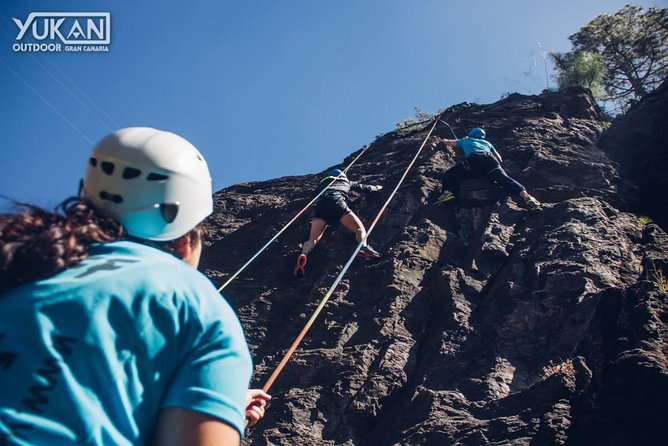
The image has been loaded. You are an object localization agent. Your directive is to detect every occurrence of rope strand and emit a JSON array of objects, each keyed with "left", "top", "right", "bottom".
[
  {"left": 217, "top": 145, "right": 370, "bottom": 292},
  {"left": 261, "top": 119, "right": 440, "bottom": 392},
  {"left": 438, "top": 118, "right": 459, "bottom": 139},
  {"left": 0, "top": 15, "right": 118, "bottom": 132},
  {"left": 0, "top": 58, "right": 94, "bottom": 145}
]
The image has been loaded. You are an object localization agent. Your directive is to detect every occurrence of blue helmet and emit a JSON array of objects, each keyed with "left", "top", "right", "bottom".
[
  {"left": 468, "top": 128, "right": 486, "bottom": 139},
  {"left": 329, "top": 168, "right": 345, "bottom": 177}
]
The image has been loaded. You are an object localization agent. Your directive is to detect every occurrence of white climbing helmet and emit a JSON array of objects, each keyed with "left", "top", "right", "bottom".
[{"left": 81, "top": 127, "right": 213, "bottom": 241}]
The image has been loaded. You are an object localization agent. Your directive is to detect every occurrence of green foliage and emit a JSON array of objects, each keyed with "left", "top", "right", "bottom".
[
  {"left": 637, "top": 215, "right": 654, "bottom": 229},
  {"left": 650, "top": 260, "right": 668, "bottom": 294},
  {"left": 395, "top": 106, "right": 434, "bottom": 134},
  {"left": 558, "top": 5, "right": 668, "bottom": 112},
  {"left": 413, "top": 107, "right": 434, "bottom": 122},
  {"left": 550, "top": 50, "right": 607, "bottom": 98},
  {"left": 395, "top": 117, "right": 418, "bottom": 131}
]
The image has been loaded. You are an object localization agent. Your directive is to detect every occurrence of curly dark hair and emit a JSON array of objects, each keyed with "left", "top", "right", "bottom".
[
  {"left": 0, "top": 196, "right": 209, "bottom": 294},
  {"left": 0, "top": 198, "right": 124, "bottom": 293}
]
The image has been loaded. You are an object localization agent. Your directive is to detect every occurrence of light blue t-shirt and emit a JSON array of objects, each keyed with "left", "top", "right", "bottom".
[
  {"left": 0, "top": 241, "right": 252, "bottom": 445},
  {"left": 456, "top": 137, "right": 495, "bottom": 158}
]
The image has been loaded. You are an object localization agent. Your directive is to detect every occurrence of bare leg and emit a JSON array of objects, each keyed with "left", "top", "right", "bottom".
[
  {"left": 340, "top": 211, "right": 382, "bottom": 258},
  {"left": 340, "top": 212, "right": 367, "bottom": 245},
  {"left": 302, "top": 218, "right": 328, "bottom": 255}
]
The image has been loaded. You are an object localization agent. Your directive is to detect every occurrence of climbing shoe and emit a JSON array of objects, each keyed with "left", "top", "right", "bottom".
[
  {"left": 358, "top": 245, "right": 381, "bottom": 259},
  {"left": 435, "top": 191, "right": 456, "bottom": 205},
  {"left": 294, "top": 253, "right": 308, "bottom": 277},
  {"left": 523, "top": 195, "right": 541, "bottom": 208}
]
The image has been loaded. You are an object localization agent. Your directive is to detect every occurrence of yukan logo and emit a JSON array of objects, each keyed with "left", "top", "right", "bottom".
[{"left": 12, "top": 12, "right": 111, "bottom": 53}]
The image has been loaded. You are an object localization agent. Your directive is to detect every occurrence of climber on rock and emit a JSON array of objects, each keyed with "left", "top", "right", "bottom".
[
  {"left": 294, "top": 168, "right": 383, "bottom": 277},
  {"left": 432, "top": 127, "right": 541, "bottom": 208}
]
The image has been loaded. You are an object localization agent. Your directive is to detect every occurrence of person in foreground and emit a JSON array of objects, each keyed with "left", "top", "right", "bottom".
[
  {"left": 433, "top": 127, "right": 541, "bottom": 208},
  {"left": 294, "top": 169, "right": 383, "bottom": 277},
  {"left": 0, "top": 127, "right": 270, "bottom": 445}
]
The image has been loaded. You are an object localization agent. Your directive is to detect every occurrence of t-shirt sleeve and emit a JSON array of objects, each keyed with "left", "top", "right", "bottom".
[{"left": 161, "top": 272, "right": 253, "bottom": 438}]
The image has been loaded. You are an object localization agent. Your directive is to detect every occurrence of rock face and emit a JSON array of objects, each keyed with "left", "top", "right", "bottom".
[
  {"left": 599, "top": 78, "right": 668, "bottom": 231},
  {"left": 201, "top": 86, "right": 668, "bottom": 445}
]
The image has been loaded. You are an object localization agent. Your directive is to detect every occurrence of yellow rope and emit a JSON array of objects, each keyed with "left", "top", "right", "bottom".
[{"left": 261, "top": 119, "right": 440, "bottom": 392}]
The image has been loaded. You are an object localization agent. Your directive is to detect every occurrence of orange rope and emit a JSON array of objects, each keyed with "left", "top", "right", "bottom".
[{"left": 261, "top": 118, "right": 440, "bottom": 392}]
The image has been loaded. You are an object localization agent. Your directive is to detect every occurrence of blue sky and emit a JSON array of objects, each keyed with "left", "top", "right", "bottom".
[{"left": 1, "top": 0, "right": 664, "bottom": 207}]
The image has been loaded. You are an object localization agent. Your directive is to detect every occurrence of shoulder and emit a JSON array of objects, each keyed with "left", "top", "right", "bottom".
[
  {"left": 82, "top": 241, "right": 196, "bottom": 285},
  {"left": 84, "top": 241, "right": 226, "bottom": 315},
  {"left": 479, "top": 139, "right": 495, "bottom": 150}
]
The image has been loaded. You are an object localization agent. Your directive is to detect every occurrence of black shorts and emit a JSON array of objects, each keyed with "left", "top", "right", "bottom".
[
  {"left": 468, "top": 151, "right": 500, "bottom": 175},
  {"left": 313, "top": 194, "right": 350, "bottom": 225}
]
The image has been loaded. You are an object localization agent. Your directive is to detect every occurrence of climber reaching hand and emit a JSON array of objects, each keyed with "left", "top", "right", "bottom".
[
  {"left": 294, "top": 169, "right": 383, "bottom": 277},
  {"left": 433, "top": 127, "right": 541, "bottom": 207}
]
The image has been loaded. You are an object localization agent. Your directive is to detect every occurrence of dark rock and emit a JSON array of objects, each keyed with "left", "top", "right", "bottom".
[
  {"left": 600, "top": 77, "right": 668, "bottom": 231},
  {"left": 200, "top": 87, "right": 668, "bottom": 445}
]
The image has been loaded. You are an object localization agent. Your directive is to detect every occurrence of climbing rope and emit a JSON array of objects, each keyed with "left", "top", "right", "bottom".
[
  {"left": 260, "top": 118, "right": 440, "bottom": 393},
  {"left": 217, "top": 145, "right": 370, "bottom": 292},
  {"left": 0, "top": 15, "right": 118, "bottom": 137},
  {"left": 0, "top": 58, "right": 94, "bottom": 145},
  {"left": 437, "top": 118, "right": 460, "bottom": 140}
]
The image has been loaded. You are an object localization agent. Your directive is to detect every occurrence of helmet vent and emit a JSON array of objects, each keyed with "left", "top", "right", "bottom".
[
  {"left": 122, "top": 167, "right": 141, "bottom": 179},
  {"left": 101, "top": 161, "right": 115, "bottom": 175},
  {"left": 99, "top": 190, "right": 123, "bottom": 204},
  {"left": 147, "top": 172, "right": 169, "bottom": 182},
  {"left": 160, "top": 203, "right": 179, "bottom": 223},
  {"left": 89, "top": 157, "right": 97, "bottom": 167}
]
